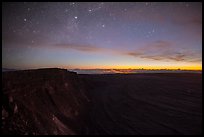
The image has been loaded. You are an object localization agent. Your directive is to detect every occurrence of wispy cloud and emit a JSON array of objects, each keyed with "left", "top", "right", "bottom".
[
  {"left": 125, "top": 40, "right": 201, "bottom": 63},
  {"left": 56, "top": 41, "right": 201, "bottom": 63},
  {"left": 127, "top": 52, "right": 143, "bottom": 56},
  {"left": 54, "top": 43, "right": 104, "bottom": 52}
]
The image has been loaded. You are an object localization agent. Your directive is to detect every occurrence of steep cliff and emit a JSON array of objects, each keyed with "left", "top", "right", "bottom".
[{"left": 2, "top": 68, "right": 90, "bottom": 135}]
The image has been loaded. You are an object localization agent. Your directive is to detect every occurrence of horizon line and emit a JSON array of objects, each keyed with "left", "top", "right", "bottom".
[{"left": 3, "top": 67, "right": 202, "bottom": 71}]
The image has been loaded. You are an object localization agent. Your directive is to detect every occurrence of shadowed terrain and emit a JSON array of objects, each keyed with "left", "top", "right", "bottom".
[
  {"left": 80, "top": 73, "right": 202, "bottom": 135},
  {"left": 2, "top": 68, "right": 202, "bottom": 135}
]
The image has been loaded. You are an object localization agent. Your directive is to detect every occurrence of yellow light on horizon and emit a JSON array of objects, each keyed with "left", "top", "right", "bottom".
[{"left": 62, "top": 65, "right": 202, "bottom": 71}]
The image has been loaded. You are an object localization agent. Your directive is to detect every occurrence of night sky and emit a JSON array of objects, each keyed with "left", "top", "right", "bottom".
[{"left": 2, "top": 2, "right": 202, "bottom": 70}]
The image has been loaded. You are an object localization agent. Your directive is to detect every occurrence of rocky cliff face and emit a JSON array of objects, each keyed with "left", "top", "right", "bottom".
[{"left": 2, "top": 68, "right": 90, "bottom": 135}]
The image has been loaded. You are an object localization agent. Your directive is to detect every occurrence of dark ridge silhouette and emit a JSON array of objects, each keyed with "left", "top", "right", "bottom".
[{"left": 2, "top": 68, "right": 202, "bottom": 135}]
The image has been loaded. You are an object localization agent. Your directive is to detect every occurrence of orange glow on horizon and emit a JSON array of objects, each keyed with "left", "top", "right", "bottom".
[{"left": 62, "top": 65, "right": 202, "bottom": 71}]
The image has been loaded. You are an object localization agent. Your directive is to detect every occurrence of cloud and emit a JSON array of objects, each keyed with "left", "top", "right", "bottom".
[
  {"left": 54, "top": 43, "right": 104, "bottom": 52},
  {"left": 127, "top": 51, "right": 143, "bottom": 56},
  {"left": 140, "top": 52, "right": 188, "bottom": 62},
  {"left": 125, "top": 40, "right": 201, "bottom": 63}
]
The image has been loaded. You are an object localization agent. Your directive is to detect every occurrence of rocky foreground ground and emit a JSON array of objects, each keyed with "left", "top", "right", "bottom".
[{"left": 2, "top": 68, "right": 202, "bottom": 135}]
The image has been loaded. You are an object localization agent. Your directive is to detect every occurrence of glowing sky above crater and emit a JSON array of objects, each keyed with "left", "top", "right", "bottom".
[{"left": 2, "top": 2, "right": 202, "bottom": 70}]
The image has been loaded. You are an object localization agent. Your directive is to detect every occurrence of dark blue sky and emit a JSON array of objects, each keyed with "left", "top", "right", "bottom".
[{"left": 2, "top": 2, "right": 202, "bottom": 70}]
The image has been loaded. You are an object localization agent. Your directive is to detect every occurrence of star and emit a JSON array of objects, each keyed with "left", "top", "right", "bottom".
[
  {"left": 65, "top": 9, "right": 69, "bottom": 12},
  {"left": 2, "top": 2, "right": 202, "bottom": 71},
  {"left": 70, "top": 2, "right": 75, "bottom": 6}
]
